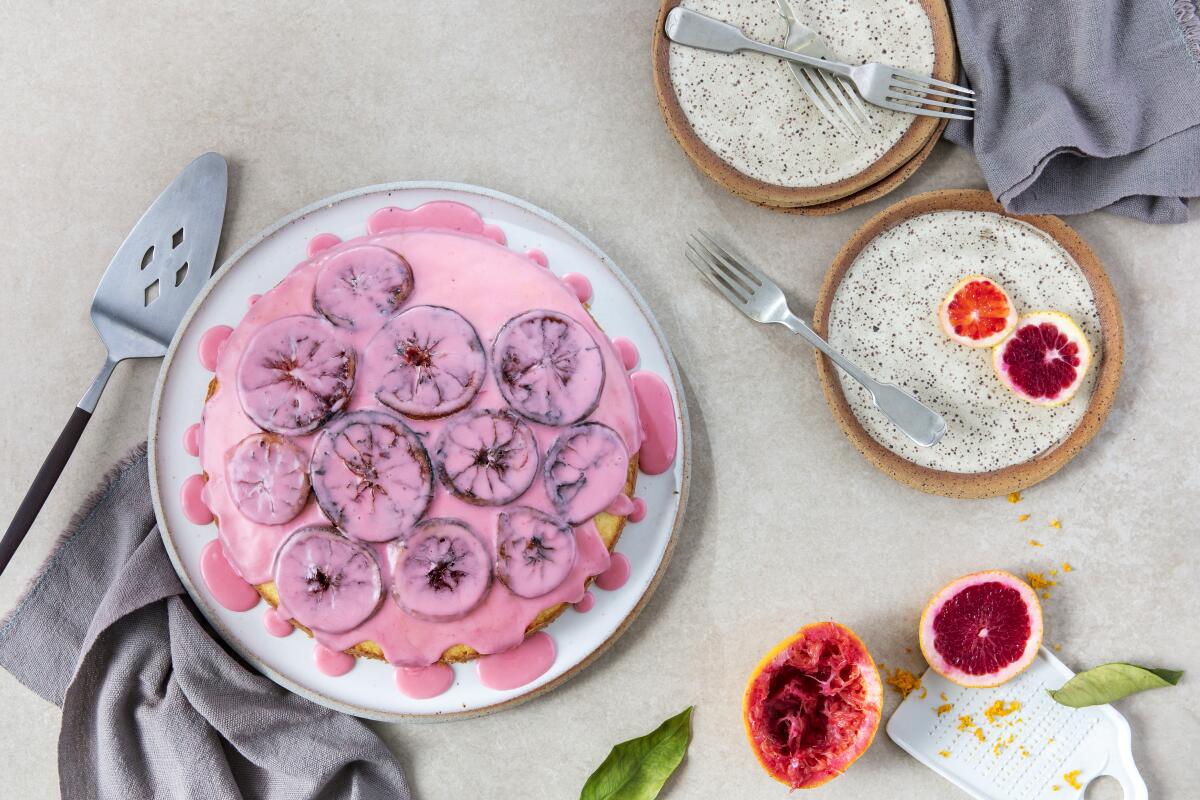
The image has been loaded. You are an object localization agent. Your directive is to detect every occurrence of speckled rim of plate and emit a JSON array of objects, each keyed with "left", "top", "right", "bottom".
[
  {"left": 812, "top": 190, "right": 1124, "bottom": 499},
  {"left": 765, "top": 118, "right": 947, "bottom": 217},
  {"left": 651, "top": 0, "right": 958, "bottom": 208},
  {"left": 147, "top": 181, "right": 691, "bottom": 721}
]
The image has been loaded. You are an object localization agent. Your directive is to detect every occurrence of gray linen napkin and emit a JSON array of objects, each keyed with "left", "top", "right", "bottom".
[
  {"left": 0, "top": 444, "right": 411, "bottom": 800},
  {"left": 944, "top": 0, "right": 1200, "bottom": 222}
]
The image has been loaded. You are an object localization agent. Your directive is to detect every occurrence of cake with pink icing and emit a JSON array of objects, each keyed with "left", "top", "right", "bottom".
[{"left": 193, "top": 200, "right": 664, "bottom": 677}]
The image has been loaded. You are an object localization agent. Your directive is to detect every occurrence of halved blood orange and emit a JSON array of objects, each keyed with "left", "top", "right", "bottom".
[
  {"left": 938, "top": 275, "right": 1018, "bottom": 348},
  {"left": 993, "top": 311, "right": 1092, "bottom": 407},
  {"left": 919, "top": 571, "right": 1042, "bottom": 688},
  {"left": 743, "top": 622, "right": 882, "bottom": 789}
]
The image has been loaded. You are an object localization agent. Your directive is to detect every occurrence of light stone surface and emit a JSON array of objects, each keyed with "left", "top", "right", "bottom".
[{"left": 0, "top": 2, "right": 1195, "bottom": 799}]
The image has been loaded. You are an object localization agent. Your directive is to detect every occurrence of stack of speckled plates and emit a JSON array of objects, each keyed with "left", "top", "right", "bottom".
[{"left": 653, "top": 0, "right": 958, "bottom": 215}]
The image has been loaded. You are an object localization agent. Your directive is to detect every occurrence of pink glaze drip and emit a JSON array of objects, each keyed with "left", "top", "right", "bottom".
[
  {"left": 611, "top": 337, "right": 640, "bottom": 371},
  {"left": 524, "top": 248, "right": 548, "bottom": 267},
  {"left": 248, "top": 293, "right": 262, "bottom": 307},
  {"left": 314, "top": 645, "right": 355, "bottom": 677},
  {"left": 263, "top": 608, "right": 294, "bottom": 637},
  {"left": 631, "top": 371, "right": 677, "bottom": 475},
  {"left": 596, "top": 552, "right": 631, "bottom": 592},
  {"left": 200, "top": 539, "right": 259, "bottom": 611},
  {"left": 561, "top": 273, "right": 593, "bottom": 304},
  {"left": 574, "top": 591, "right": 595, "bottom": 614},
  {"left": 367, "top": 201, "right": 506, "bottom": 245},
  {"left": 476, "top": 632, "right": 556, "bottom": 690},
  {"left": 307, "top": 233, "right": 342, "bottom": 257},
  {"left": 395, "top": 663, "right": 455, "bottom": 699},
  {"left": 606, "top": 494, "right": 635, "bottom": 517},
  {"left": 183, "top": 423, "right": 202, "bottom": 457},
  {"left": 198, "top": 202, "right": 638, "bottom": 667},
  {"left": 197, "top": 325, "right": 233, "bottom": 372},
  {"left": 629, "top": 497, "right": 647, "bottom": 523},
  {"left": 181, "top": 474, "right": 213, "bottom": 525}
]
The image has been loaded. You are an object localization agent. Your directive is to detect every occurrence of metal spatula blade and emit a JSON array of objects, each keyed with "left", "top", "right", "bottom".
[{"left": 0, "top": 153, "right": 228, "bottom": 576}]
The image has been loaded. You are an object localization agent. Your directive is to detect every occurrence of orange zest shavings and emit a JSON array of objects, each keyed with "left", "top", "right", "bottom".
[
  {"left": 1018, "top": 514, "right": 1031, "bottom": 522},
  {"left": 1049, "top": 519, "right": 1062, "bottom": 529},
  {"left": 984, "top": 700, "right": 1021, "bottom": 725},
  {"left": 1029, "top": 539, "right": 1043, "bottom": 547},
  {"left": 1064, "top": 770, "right": 1083, "bottom": 790},
  {"left": 879, "top": 664, "right": 923, "bottom": 699},
  {"left": 935, "top": 703, "right": 953, "bottom": 716},
  {"left": 938, "top": 750, "right": 950, "bottom": 758},
  {"left": 1008, "top": 492, "right": 1022, "bottom": 503}
]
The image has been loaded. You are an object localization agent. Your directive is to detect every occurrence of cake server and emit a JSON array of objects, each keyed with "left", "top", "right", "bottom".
[
  {"left": 0, "top": 153, "right": 227, "bottom": 577},
  {"left": 686, "top": 231, "right": 947, "bottom": 447}
]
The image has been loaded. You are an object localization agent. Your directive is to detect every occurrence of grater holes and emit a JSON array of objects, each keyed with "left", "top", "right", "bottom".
[
  {"left": 144, "top": 279, "right": 161, "bottom": 306},
  {"left": 172, "top": 227, "right": 184, "bottom": 249},
  {"left": 140, "top": 246, "right": 155, "bottom": 270},
  {"left": 174, "top": 261, "right": 189, "bottom": 287}
]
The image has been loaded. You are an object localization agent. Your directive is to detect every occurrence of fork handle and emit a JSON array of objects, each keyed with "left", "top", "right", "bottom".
[
  {"left": 740, "top": 38, "right": 854, "bottom": 78},
  {"left": 778, "top": 312, "right": 877, "bottom": 391}
]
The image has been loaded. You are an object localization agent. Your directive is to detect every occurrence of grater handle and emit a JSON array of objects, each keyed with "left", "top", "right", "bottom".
[{"left": 1104, "top": 750, "right": 1148, "bottom": 800}]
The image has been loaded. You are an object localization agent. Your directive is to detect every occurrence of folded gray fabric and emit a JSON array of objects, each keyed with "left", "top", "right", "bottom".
[
  {"left": 0, "top": 444, "right": 411, "bottom": 800},
  {"left": 944, "top": 0, "right": 1200, "bottom": 222}
]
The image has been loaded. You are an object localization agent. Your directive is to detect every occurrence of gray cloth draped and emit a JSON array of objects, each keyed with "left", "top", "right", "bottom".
[
  {"left": 0, "top": 444, "right": 411, "bottom": 800},
  {"left": 944, "top": 0, "right": 1200, "bottom": 222}
]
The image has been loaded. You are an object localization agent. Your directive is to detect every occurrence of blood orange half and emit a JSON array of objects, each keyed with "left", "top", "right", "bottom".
[
  {"left": 938, "top": 275, "right": 1018, "bottom": 348},
  {"left": 743, "top": 622, "right": 882, "bottom": 789},
  {"left": 993, "top": 311, "right": 1092, "bottom": 407},
  {"left": 919, "top": 571, "right": 1042, "bottom": 688}
]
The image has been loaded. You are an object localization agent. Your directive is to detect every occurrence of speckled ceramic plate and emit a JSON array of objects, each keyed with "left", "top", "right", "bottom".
[
  {"left": 813, "top": 190, "right": 1123, "bottom": 498},
  {"left": 148, "top": 182, "right": 690, "bottom": 721},
  {"left": 652, "top": 0, "right": 956, "bottom": 208}
]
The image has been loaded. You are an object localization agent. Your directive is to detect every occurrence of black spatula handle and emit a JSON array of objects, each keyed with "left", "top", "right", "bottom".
[{"left": 0, "top": 406, "right": 92, "bottom": 577}]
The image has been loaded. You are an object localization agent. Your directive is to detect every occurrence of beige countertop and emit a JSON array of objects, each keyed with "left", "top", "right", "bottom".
[{"left": 0, "top": 2, "right": 1195, "bottom": 798}]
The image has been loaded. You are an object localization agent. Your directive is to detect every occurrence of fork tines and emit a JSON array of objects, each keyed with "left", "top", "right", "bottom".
[
  {"left": 886, "top": 69, "right": 975, "bottom": 120},
  {"left": 686, "top": 230, "right": 766, "bottom": 308}
]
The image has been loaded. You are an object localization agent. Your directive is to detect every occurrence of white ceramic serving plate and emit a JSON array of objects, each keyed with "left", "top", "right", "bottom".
[{"left": 148, "top": 182, "right": 690, "bottom": 721}]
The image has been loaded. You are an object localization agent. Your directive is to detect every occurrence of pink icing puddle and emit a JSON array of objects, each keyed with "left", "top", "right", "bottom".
[
  {"left": 561, "top": 273, "right": 593, "bottom": 304},
  {"left": 181, "top": 474, "right": 213, "bottom": 525},
  {"left": 183, "top": 423, "right": 202, "bottom": 457},
  {"left": 367, "top": 201, "right": 506, "bottom": 245},
  {"left": 306, "top": 233, "right": 342, "bottom": 257},
  {"left": 525, "top": 248, "right": 548, "bottom": 267},
  {"left": 612, "top": 337, "right": 640, "bottom": 371},
  {"left": 595, "top": 552, "right": 631, "bottom": 592},
  {"left": 629, "top": 497, "right": 647, "bottom": 523},
  {"left": 263, "top": 608, "right": 294, "bottom": 637},
  {"left": 197, "top": 325, "right": 232, "bottom": 372},
  {"left": 631, "top": 371, "right": 677, "bottom": 475},
  {"left": 476, "top": 632, "right": 556, "bottom": 690},
  {"left": 606, "top": 494, "right": 635, "bottom": 516},
  {"left": 200, "top": 539, "right": 259, "bottom": 612},
  {"left": 247, "top": 293, "right": 262, "bottom": 307},
  {"left": 574, "top": 591, "right": 596, "bottom": 614},
  {"left": 395, "top": 663, "right": 455, "bottom": 699},
  {"left": 314, "top": 645, "right": 355, "bottom": 677}
]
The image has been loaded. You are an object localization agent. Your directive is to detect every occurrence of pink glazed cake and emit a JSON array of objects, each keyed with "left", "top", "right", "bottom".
[{"left": 185, "top": 200, "right": 677, "bottom": 693}]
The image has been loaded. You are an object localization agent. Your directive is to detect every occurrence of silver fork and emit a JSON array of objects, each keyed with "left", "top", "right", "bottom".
[
  {"left": 666, "top": 7, "right": 974, "bottom": 121},
  {"left": 686, "top": 231, "right": 947, "bottom": 448},
  {"left": 777, "top": 0, "right": 871, "bottom": 137}
]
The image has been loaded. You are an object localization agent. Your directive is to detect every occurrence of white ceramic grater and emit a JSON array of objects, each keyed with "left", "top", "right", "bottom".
[{"left": 886, "top": 648, "right": 1146, "bottom": 799}]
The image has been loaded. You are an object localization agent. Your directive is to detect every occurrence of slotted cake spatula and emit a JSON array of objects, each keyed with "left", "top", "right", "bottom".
[
  {"left": 887, "top": 648, "right": 1147, "bottom": 799},
  {"left": 0, "top": 152, "right": 227, "bottom": 576}
]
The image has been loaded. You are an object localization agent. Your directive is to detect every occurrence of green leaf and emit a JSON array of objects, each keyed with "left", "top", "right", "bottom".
[
  {"left": 1048, "top": 663, "right": 1184, "bottom": 708},
  {"left": 580, "top": 706, "right": 693, "bottom": 800}
]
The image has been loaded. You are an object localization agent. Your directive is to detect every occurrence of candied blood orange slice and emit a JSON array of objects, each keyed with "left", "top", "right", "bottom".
[
  {"left": 433, "top": 408, "right": 539, "bottom": 506},
  {"left": 313, "top": 244, "right": 414, "bottom": 328},
  {"left": 993, "top": 311, "right": 1092, "bottom": 407},
  {"left": 544, "top": 422, "right": 629, "bottom": 525},
  {"left": 390, "top": 518, "right": 492, "bottom": 621},
  {"left": 919, "top": 570, "right": 1043, "bottom": 688},
  {"left": 493, "top": 310, "right": 605, "bottom": 426},
  {"left": 495, "top": 507, "right": 576, "bottom": 599},
  {"left": 309, "top": 410, "right": 433, "bottom": 542},
  {"left": 938, "top": 275, "right": 1018, "bottom": 348},
  {"left": 224, "top": 432, "right": 310, "bottom": 525},
  {"left": 743, "top": 622, "right": 882, "bottom": 789},
  {"left": 364, "top": 305, "right": 487, "bottom": 419},
  {"left": 236, "top": 315, "right": 355, "bottom": 435},
  {"left": 273, "top": 525, "right": 382, "bottom": 633}
]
